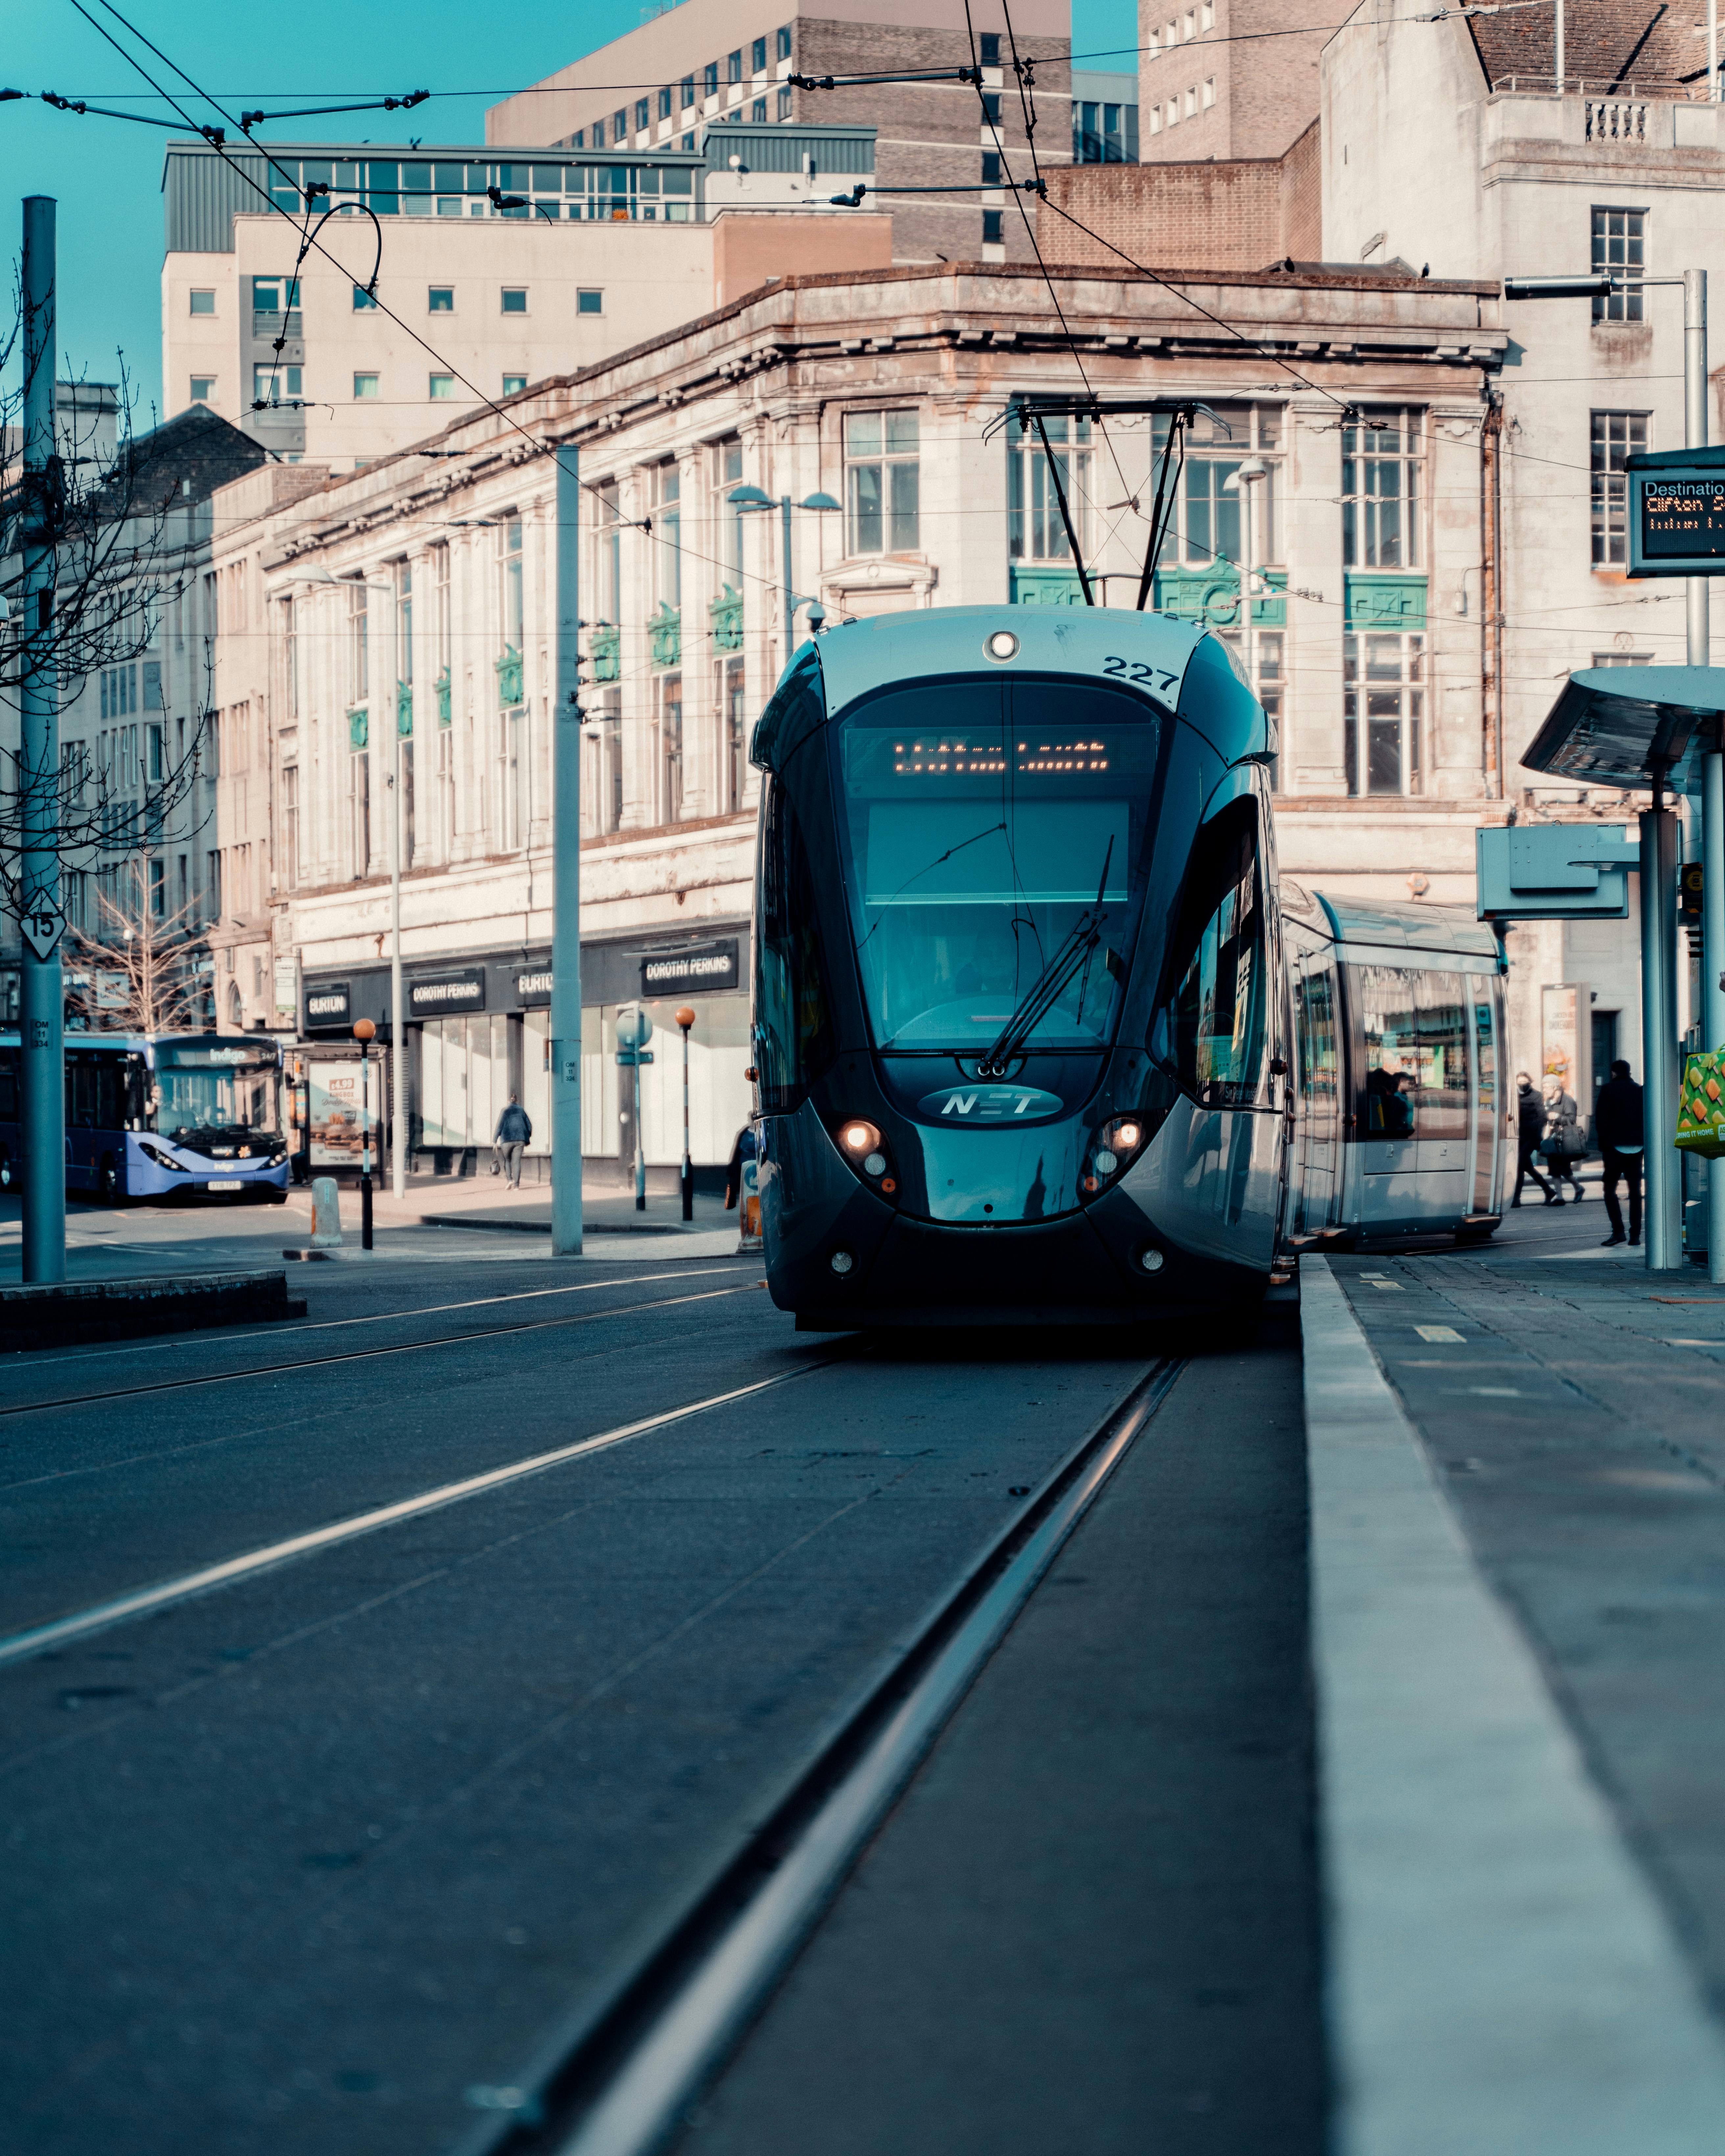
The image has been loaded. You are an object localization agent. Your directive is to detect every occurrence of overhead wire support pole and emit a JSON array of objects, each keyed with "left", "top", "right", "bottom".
[
  {"left": 1032, "top": 415, "right": 1092, "bottom": 605},
  {"left": 550, "top": 443, "right": 584, "bottom": 1258},
  {"left": 18, "top": 196, "right": 66, "bottom": 1286},
  {"left": 1683, "top": 265, "right": 1725, "bottom": 1283},
  {"left": 390, "top": 571, "right": 405, "bottom": 1203}
]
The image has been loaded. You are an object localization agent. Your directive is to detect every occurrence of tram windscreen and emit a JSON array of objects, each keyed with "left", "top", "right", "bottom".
[
  {"left": 837, "top": 681, "right": 1161, "bottom": 1053},
  {"left": 153, "top": 1043, "right": 282, "bottom": 1147}
]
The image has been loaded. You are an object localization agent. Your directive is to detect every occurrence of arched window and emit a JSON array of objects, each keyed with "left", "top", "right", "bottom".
[{"left": 227, "top": 980, "right": 245, "bottom": 1029}]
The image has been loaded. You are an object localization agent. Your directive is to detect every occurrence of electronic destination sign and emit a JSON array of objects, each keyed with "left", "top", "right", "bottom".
[{"left": 1628, "top": 446, "right": 1725, "bottom": 576}]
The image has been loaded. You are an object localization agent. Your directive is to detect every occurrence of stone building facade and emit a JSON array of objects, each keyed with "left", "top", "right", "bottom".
[{"left": 207, "top": 256, "right": 1503, "bottom": 1178}]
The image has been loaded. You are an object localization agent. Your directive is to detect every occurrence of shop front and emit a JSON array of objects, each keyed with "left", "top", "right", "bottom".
[{"left": 298, "top": 924, "right": 751, "bottom": 1182}]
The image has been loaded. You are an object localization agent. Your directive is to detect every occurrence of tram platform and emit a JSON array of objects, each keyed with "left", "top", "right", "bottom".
[{"left": 1304, "top": 1200, "right": 1725, "bottom": 2150}]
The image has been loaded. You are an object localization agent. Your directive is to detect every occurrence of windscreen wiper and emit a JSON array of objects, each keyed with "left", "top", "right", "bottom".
[{"left": 977, "top": 839, "right": 1113, "bottom": 1077}]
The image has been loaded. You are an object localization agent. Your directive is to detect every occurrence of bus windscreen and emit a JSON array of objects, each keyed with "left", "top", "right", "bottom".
[{"left": 154, "top": 1046, "right": 282, "bottom": 1147}]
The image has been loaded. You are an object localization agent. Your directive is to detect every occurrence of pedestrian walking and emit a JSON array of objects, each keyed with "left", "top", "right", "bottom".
[
  {"left": 1594, "top": 1058, "right": 1644, "bottom": 1247},
  {"left": 1543, "top": 1079, "right": 1586, "bottom": 1200},
  {"left": 493, "top": 1094, "right": 531, "bottom": 1188},
  {"left": 1512, "top": 1071, "right": 1561, "bottom": 1207}
]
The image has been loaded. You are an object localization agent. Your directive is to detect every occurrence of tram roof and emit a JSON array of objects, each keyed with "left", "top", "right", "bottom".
[
  {"left": 1288, "top": 886, "right": 1503, "bottom": 964},
  {"left": 808, "top": 606, "right": 1209, "bottom": 721}
]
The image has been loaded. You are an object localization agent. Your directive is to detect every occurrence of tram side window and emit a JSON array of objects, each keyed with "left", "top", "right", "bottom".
[
  {"left": 1415, "top": 970, "right": 1468, "bottom": 1141},
  {"left": 1297, "top": 968, "right": 1338, "bottom": 1103},
  {"left": 1358, "top": 964, "right": 1417, "bottom": 1138},
  {"left": 1162, "top": 800, "right": 1267, "bottom": 1107},
  {"left": 755, "top": 777, "right": 836, "bottom": 1111}
]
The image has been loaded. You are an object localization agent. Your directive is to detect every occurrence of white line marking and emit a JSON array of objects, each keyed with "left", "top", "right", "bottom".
[
  {"left": 1415, "top": 1324, "right": 1466, "bottom": 1343},
  {"left": 0, "top": 1361, "right": 827, "bottom": 1672}
]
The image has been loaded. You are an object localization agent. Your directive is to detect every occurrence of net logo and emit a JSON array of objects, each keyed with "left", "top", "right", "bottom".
[{"left": 916, "top": 1084, "right": 1064, "bottom": 1124}]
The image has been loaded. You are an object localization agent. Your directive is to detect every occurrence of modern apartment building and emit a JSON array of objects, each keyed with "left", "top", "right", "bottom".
[
  {"left": 1071, "top": 70, "right": 1140, "bottom": 162},
  {"left": 1138, "top": 0, "right": 1356, "bottom": 161},
  {"left": 162, "top": 135, "right": 890, "bottom": 466},
  {"left": 205, "top": 255, "right": 1501, "bottom": 1180},
  {"left": 487, "top": 0, "right": 1073, "bottom": 267}
]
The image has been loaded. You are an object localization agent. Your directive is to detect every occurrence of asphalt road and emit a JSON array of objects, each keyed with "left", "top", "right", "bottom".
[{"left": 0, "top": 1240, "right": 1321, "bottom": 2155}]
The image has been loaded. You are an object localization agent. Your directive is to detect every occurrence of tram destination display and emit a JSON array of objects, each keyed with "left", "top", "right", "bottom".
[{"left": 1627, "top": 446, "right": 1725, "bottom": 576}]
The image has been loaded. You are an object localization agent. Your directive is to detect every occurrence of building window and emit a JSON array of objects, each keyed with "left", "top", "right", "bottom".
[
  {"left": 501, "top": 516, "right": 524, "bottom": 654},
  {"left": 1344, "top": 633, "right": 1423, "bottom": 796},
  {"left": 979, "top": 31, "right": 1001, "bottom": 62},
  {"left": 500, "top": 704, "right": 527, "bottom": 849},
  {"left": 1592, "top": 207, "right": 1645, "bottom": 322},
  {"left": 252, "top": 363, "right": 301, "bottom": 405},
  {"left": 778, "top": 86, "right": 793, "bottom": 118},
  {"left": 348, "top": 577, "right": 369, "bottom": 707},
  {"left": 1008, "top": 414, "right": 1092, "bottom": 562},
  {"left": 658, "top": 86, "right": 673, "bottom": 121},
  {"left": 206, "top": 850, "right": 221, "bottom": 917},
  {"left": 682, "top": 74, "right": 696, "bottom": 107},
  {"left": 777, "top": 25, "right": 792, "bottom": 59},
  {"left": 1152, "top": 402, "right": 1283, "bottom": 567},
  {"left": 613, "top": 108, "right": 628, "bottom": 139},
  {"left": 502, "top": 373, "right": 527, "bottom": 395},
  {"left": 1185, "top": 85, "right": 1197, "bottom": 116},
  {"left": 578, "top": 288, "right": 604, "bottom": 314},
  {"left": 705, "top": 62, "right": 719, "bottom": 98},
  {"left": 728, "top": 49, "right": 743, "bottom": 82},
  {"left": 1202, "top": 76, "right": 1216, "bottom": 107},
  {"left": 713, "top": 438, "right": 745, "bottom": 592},
  {"left": 190, "top": 375, "right": 216, "bottom": 403},
  {"left": 429, "top": 374, "right": 456, "bottom": 399},
  {"left": 1148, "top": 107, "right": 1162, "bottom": 135},
  {"left": 252, "top": 277, "right": 299, "bottom": 315},
  {"left": 1591, "top": 411, "right": 1648, "bottom": 565},
  {"left": 592, "top": 119, "right": 605, "bottom": 147},
  {"left": 635, "top": 96, "right": 651, "bottom": 131},
  {"left": 659, "top": 674, "right": 684, "bottom": 822},
  {"left": 429, "top": 286, "right": 454, "bottom": 312},
  {"left": 189, "top": 289, "right": 215, "bottom": 315},
  {"left": 595, "top": 482, "right": 621, "bottom": 624},
  {"left": 983, "top": 150, "right": 1002, "bottom": 183},
  {"left": 354, "top": 373, "right": 380, "bottom": 399},
  {"left": 982, "top": 91, "right": 1003, "bottom": 123},
  {"left": 982, "top": 208, "right": 1004, "bottom": 245},
  {"left": 845, "top": 410, "right": 920, "bottom": 555},
  {"left": 1202, "top": 0, "right": 1215, "bottom": 22},
  {"left": 501, "top": 288, "right": 528, "bottom": 313},
  {"left": 656, "top": 463, "right": 682, "bottom": 611},
  {"left": 1593, "top": 648, "right": 1654, "bottom": 666},
  {"left": 752, "top": 96, "right": 768, "bottom": 122},
  {"left": 349, "top": 746, "right": 371, "bottom": 877},
  {"left": 724, "top": 658, "right": 747, "bottom": 810},
  {"left": 282, "top": 765, "right": 299, "bottom": 889},
  {"left": 353, "top": 284, "right": 377, "bottom": 310},
  {"left": 1342, "top": 407, "right": 1421, "bottom": 569}
]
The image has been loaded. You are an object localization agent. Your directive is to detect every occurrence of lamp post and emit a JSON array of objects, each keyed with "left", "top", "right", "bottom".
[
  {"left": 305, "top": 565, "right": 406, "bottom": 1201},
  {"left": 676, "top": 1005, "right": 695, "bottom": 1221},
  {"left": 353, "top": 1016, "right": 375, "bottom": 1250},
  {"left": 1506, "top": 267, "right": 1708, "bottom": 1271},
  {"left": 1225, "top": 456, "right": 1270, "bottom": 707},
  {"left": 728, "top": 486, "right": 841, "bottom": 676}
]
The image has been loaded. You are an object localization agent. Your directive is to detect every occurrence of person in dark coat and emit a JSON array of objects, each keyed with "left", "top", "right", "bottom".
[
  {"left": 493, "top": 1094, "right": 531, "bottom": 1187},
  {"left": 1512, "top": 1071, "right": 1561, "bottom": 1207},
  {"left": 1594, "top": 1058, "right": 1644, "bottom": 1247},
  {"left": 723, "top": 1123, "right": 758, "bottom": 1210}
]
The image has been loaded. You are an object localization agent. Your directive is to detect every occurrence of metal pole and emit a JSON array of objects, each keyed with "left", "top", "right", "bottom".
[
  {"left": 389, "top": 575, "right": 405, "bottom": 1202},
  {"left": 781, "top": 495, "right": 795, "bottom": 676},
  {"left": 634, "top": 1052, "right": 646, "bottom": 1211},
  {"left": 1711, "top": 0, "right": 1719, "bottom": 100},
  {"left": 680, "top": 1016, "right": 693, "bottom": 1221},
  {"left": 550, "top": 444, "right": 584, "bottom": 1256},
  {"left": 19, "top": 197, "right": 65, "bottom": 1285},
  {"left": 1643, "top": 793, "right": 1682, "bottom": 1269},
  {"left": 360, "top": 1038, "right": 374, "bottom": 1249},
  {"left": 1705, "top": 754, "right": 1725, "bottom": 1280},
  {"left": 1686, "top": 272, "right": 1709, "bottom": 676},
  {"left": 1555, "top": 0, "right": 1565, "bottom": 87}
]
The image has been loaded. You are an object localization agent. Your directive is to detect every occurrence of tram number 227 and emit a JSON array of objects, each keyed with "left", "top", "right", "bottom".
[{"left": 1101, "top": 656, "right": 1179, "bottom": 695}]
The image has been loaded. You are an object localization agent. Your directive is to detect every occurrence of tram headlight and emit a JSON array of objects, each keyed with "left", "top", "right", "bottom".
[
  {"left": 839, "top": 1120, "right": 881, "bottom": 1157},
  {"left": 830, "top": 1248, "right": 856, "bottom": 1276},
  {"left": 1088, "top": 1115, "right": 1152, "bottom": 1189}
]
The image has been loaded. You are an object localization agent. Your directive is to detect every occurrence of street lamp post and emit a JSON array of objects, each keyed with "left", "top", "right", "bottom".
[
  {"left": 1506, "top": 267, "right": 1709, "bottom": 1271},
  {"left": 676, "top": 1005, "right": 695, "bottom": 1221},
  {"left": 353, "top": 1016, "right": 375, "bottom": 1250},
  {"left": 728, "top": 486, "right": 841, "bottom": 676},
  {"left": 1226, "top": 457, "right": 1270, "bottom": 708}
]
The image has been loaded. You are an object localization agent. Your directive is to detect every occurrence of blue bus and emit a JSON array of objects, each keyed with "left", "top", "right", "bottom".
[{"left": 0, "top": 1033, "right": 290, "bottom": 1203}]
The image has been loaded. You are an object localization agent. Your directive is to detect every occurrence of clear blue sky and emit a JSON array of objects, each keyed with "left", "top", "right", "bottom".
[{"left": 0, "top": 0, "right": 1138, "bottom": 426}]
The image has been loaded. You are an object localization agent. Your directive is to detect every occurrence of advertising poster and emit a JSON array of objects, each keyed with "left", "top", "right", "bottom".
[{"left": 307, "top": 1056, "right": 384, "bottom": 1169}]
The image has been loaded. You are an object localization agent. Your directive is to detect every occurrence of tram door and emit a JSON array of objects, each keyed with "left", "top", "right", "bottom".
[
  {"left": 1471, "top": 977, "right": 1502, "bottom": 1214},
  {"left": 1413, "top": 970, "right": 1470, "bottom": 1221},
  {"left": 1292, "top": 957, "right": 1343, "bottom": 1230},
  {"left": 1355, "top": 964, "right": 1420, "bottom": 1228}
]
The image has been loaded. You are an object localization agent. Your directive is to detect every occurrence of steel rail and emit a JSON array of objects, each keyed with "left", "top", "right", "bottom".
[
  {"left": 0, "top": 1354, "right": 841, "bottom": 1673},
  {"left": 461, "top": 1357, "right": 1186, "bottom": 2156},
  {"left": 0, "top": 1282, "right": 766, "bottom": 1419}
]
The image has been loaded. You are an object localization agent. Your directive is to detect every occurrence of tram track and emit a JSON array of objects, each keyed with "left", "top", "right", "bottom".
[
  {"left": 0, "top": 1279, "right": 767, "bottom": 1421},
  {"left": 457, "top": 1356, "right": 1186, "bottom": 2156},
  {"left": 0, "top": 1353, "right": 843, "bottom": 1673}
]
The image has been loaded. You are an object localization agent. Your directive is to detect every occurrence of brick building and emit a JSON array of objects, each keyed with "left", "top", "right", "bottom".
[
  {"left": 486, "top": 0, "right": 1073, "bottom": 267},
  {"left": 1138, "top": 0, "right": 1356, "bottom": 161}
]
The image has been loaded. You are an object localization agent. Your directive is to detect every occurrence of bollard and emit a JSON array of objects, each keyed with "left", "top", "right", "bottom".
[{"left": 310, "top": 1176, "right": 343, "bottom": 1248}]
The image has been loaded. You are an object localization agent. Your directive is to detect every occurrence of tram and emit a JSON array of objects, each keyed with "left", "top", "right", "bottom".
[
  {"left": 747, "top": 605, "right": 1506, "bottom": 1329},
  {"left": 0, "top": 1033, "right": 291, "bottom": 1204}
]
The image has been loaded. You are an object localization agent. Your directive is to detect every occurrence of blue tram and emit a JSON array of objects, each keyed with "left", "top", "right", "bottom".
[
  {"left": 0, "top": 1033, "right": 291, "bottom": 1204},
  {"left": 746, "top": 606, "right": 1506, "bottom": 1329}
]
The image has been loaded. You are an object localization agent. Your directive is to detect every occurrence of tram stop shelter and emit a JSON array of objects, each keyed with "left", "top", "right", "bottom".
[{"left": 1517, "top": 664, "right": 1725, "bottom": 1273}]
